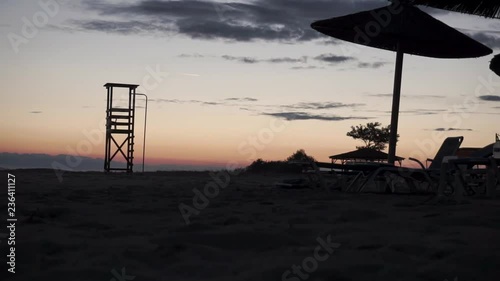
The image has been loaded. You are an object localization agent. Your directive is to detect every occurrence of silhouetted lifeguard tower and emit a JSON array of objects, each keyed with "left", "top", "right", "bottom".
[{"left": 103, "top": 83, "right": 138, "bottom": 173}]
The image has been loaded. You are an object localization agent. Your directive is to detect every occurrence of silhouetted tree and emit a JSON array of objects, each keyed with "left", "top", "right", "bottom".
[
  {"left": 247, "top": 158, "right": 266, "bottom": 172},
  {"left": 286, "top": 149, "right": 316, "bottom": 163},
  {"left": 347, "top": 122, "right": 397, "bottom": 151},
  {"left": 246, "top": 158, "right": 302, "bottom": 173},
  {"left": 245, "top": 150, "right": 315, "bottom": 173}
]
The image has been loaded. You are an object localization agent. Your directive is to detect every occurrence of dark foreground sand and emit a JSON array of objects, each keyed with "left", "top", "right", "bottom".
[{"left": 0, "top": 169, "right": 499, "bottom": 281}]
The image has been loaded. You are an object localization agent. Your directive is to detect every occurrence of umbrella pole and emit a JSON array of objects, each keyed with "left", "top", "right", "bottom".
[{"left": 388, "top": 43, "right": 404, "bottom": 164}]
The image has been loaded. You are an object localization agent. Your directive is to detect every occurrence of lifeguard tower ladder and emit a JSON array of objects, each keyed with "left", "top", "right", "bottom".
[{"left": 104, "top": 83, "right": 138, "bottom": 173}]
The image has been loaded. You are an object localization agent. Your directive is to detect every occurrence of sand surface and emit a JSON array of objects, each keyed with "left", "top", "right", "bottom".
[{"left": 1, "top": 169, "right": 500, "bottom": 281}]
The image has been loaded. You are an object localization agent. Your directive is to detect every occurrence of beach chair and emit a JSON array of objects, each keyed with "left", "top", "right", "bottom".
[
  {"left": 276, "top": 160, "right": 339, "bottom": 191},
  {"left": 301, "top": 161, "right": 389, "bottom": 192},
  {"left": 353, "top": 136, "right": 464, "bottom": 193},
  {"left": 445, "top": 143, "right": 498, "bottom": 197},
  {"left": 286, "top": 161, "right": 396, "bottom": 192},
  {"left": 408, "top": 136, "right": 465, "bottom": 171}
]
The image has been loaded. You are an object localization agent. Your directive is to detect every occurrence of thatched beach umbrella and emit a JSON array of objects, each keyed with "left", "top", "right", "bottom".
[
  {"left": 311, "top": 3, "right": 492, "bottom": 164},
  {"left": 403, "top": 0, "right": 500, "bottom": 76},
  {"left": 406, "top": 0, "right": 500, "bottom": 19},
  {"left": 490, "top": 50, "right": 500, "bottom": 78},
  {"left": 491, "top": 54, "right": 500, "bottom": 76}
]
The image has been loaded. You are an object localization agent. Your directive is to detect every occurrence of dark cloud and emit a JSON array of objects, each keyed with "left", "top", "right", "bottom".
[
  {"left": 73, "top": 19, "right": 172, "bottom": 35},
  {"left": 366, "top": 93, "right": 445, "bottom": 99},
  {"left": 358, "top": 62, "right": 387, "bottom": 69},
  {"left": 416, "top": 95, "right": 446, "bottom": 99},
  {"left": 479, "top": 95, "right": 500, "bottom": 101},
  {"left": 410, "top": 109, "right": 447, "bottom": 116},
  {"left": 178, "top": 53, "right": 205, "bottom": 58},
  {"left": 221, "top": 55, "right": 307, "bottom": 64},
  {"left": 314, "top": 54, "right": 354, "bottom": 63},
  {"left": 263, "top": 112, "right": 371, "bottom": 121},
  {"left": 188, "top": 100, "right": 223, "bottom": 105},
  {"left": 152, "top": 98, "right": 183, "bottom": 103},
  {"left": 201, "top": 101, "right": 222, "bottom": 106},
  {"left": 268, "top": 57, "right": 308, "bottom": 63},
  {"left": 402, "top": 109, "right": 447, "bottom": 115},
  {"left": 468, "top": 32, "right": 500, "bottom": 49},
  {"left": 282, "top": 102, "right": 363, "bottom": 110},
  {"left": 151, "top": 98, "right": 223, "bottom": 105},
  {"left": 222, "top": 55, "right": 259, "bottom": 64},
  {"left": 318, "top": 39, "right": 341, "bottom": 45},
  {"left": 225, "top": 97, "right": 258, "bottom": 102},
  {"left": 0, "top": 152, "right": 222, "bottom": 171},
  {"left": 30, "top": 111, "right": 42, "bottom": 114},
  {"left": 432, "top": 128, "right": 473, "bottom": 132},
  {"left": 356, "top": 108, "right": 447, "bottom": 116},
  {"left": 366, "top": 93, "right": 393, "bottom": 98},
  {"left": 178, "top": 53, "right": 381, "bottom": 70},
  {"left": 70, "top": 0, "right": 388, "bottom": 42},
  {"left": 151, "top": 98, "right": 368, "bottom": 120},
  {"left": 152, "top": 98, "right": 254, "bottom": 106},
  {"left": 291, "top": 66, "right": 323, "bottom": 70}
]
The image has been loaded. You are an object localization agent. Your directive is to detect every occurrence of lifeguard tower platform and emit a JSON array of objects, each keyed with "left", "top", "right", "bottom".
[{"left": 103, "top": 83, "right": 138, "bottom": 173}]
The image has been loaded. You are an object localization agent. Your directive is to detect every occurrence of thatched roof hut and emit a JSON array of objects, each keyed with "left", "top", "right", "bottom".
[{"left": 329, "top": 148, "right": 404, "bottom": 165}]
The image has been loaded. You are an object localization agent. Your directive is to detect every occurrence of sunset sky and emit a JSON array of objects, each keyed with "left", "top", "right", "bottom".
[{"left": 1, "top": 0, "right": 500, "bottom": 169}]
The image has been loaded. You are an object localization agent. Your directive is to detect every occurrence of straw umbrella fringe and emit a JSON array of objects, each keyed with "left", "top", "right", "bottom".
[
  {"left": 401, "top": 1, "right": 500, "bottom": 76},
  {"left": 403, "top": 0, "right": 500, "bottom": 18},
  {"left": 311, "top": 3, "right": 492, "bottom": 164},
  {"left": 490, "top": 54, "right": 500, "bottom": 76}
]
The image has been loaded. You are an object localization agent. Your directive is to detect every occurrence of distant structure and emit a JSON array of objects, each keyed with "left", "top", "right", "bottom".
[
  {"left": 103, "top": 83, "right": 139, "bottom": 173},
  {"left": 329, "top": 148, "right": 404, "bottom": 166}
]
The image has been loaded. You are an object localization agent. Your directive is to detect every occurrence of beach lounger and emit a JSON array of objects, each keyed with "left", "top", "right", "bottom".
[
  {"left": 275, "top": 178, "right": 312, "bottom": 189},
  {"left": 353, "top": 136, "right": 464, "bottom": 193},
  {"left": 302, "top": 161, "right": 392, "bottom": 191},
  {"left": 281, "top": 160, "right": 393, "bottom": 192},
  {"left": 276, "top": 161, "right": 338, "bottom": 191},
  {"left": 443, "top": 143, "right": 499, "bottom": 197}
]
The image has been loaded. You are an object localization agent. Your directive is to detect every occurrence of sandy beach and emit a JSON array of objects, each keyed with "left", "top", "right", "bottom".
[
  {"left": 0, "top": 169, "right": 499, "bottom": 281},
  {"left": 3, "top": 0, "right": 500, "bottom": 280}
]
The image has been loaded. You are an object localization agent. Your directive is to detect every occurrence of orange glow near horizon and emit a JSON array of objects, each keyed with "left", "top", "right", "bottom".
[
  {"left": 0, "top": 102, "right": 489, "bottom": 169},
  {"left": 0, "top": 132, "right": 444, "bottom": 169}
]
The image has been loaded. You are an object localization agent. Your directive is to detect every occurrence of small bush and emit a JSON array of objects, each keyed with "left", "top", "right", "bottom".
[{"left": 246, "top": 159, "right": 303, "bottom": 174}]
